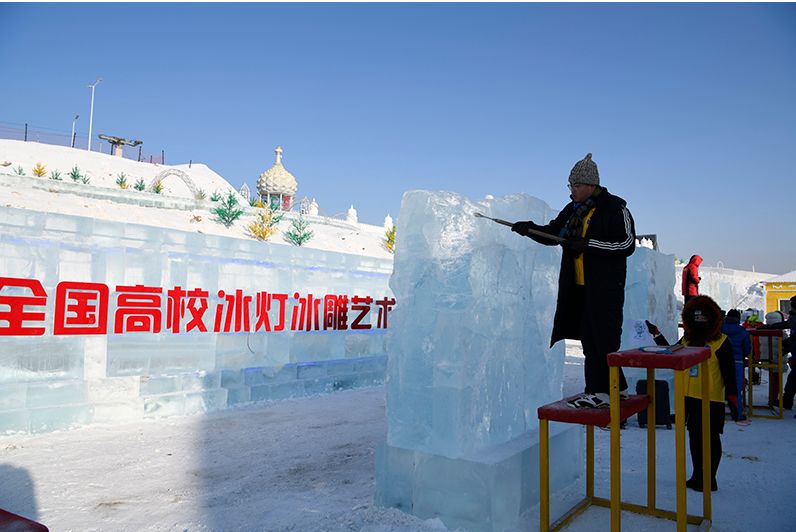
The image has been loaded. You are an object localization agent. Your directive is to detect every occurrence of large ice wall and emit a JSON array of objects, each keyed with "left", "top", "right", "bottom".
[
  {"left": 0, "top": 206, "right": 392, "bottom": 433},
  {"left": 674, "top": 264, "right": 774, "bottom": 312},
  {"left": 386, "top": 190, "right": 565, "bottom": 458}
]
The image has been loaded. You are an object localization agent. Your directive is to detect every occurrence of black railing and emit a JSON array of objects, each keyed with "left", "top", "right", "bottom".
[{"left": 0, "top": 121, "right": 167, "bottom": 164}]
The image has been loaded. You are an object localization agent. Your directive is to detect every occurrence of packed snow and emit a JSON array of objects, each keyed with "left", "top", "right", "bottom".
[{"left": 1, "top": 343, "right": 793, "bottom": 531}]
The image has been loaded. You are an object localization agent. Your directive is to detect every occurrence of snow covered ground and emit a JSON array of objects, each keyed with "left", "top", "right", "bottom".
[{"left": 1, "top": 342, "right": 793, "bottom": 532}]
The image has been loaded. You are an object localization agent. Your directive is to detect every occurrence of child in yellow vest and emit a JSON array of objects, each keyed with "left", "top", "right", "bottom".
[{"left": 647, "top": 295, "right": 738, "bottom": 492}]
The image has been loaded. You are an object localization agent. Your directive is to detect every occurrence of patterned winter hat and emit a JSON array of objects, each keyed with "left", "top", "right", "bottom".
[{"left": 568, "top": 153, "right": 600, "bottom": 186}]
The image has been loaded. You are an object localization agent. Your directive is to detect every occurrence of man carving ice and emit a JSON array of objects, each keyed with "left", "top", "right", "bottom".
[{"left": 512, "top": 153, "right": 636, "bottom": 408}]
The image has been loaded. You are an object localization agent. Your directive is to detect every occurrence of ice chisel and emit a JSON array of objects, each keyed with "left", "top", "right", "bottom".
[{"left": 473, "top": 212, "right": 566, "bottom": 243}]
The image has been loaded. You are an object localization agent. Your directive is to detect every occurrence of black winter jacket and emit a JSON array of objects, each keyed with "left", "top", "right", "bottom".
[{"left": 518, "top": 186, "right": 636, "bottom": 347}]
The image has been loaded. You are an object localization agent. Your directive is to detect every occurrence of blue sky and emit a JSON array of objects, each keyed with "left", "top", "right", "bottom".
[{"left": 1, "top": 3, "right": 794, "bottom": 273}]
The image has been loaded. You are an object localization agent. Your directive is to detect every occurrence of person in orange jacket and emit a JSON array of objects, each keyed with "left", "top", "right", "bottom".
[
  {"left": 682, "top": 254, "right": 702, "bottom": 304},
  {"left": 646, "top": 295, "right": 738, "bottom": 492}
]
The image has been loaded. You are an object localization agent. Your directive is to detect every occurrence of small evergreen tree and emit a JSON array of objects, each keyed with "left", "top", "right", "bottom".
[
  {"left": 195, "top": 188, "right": 206, "bottom": 200},
  {"left": 212, "top": 191, "right": 244, "bottom": 227},
  {"left": 210, "top": 191, "right": 222, "bottom": 202},
  {"left": 80, "top": 175, "right": 90, "bottom": 184},
  {"left": 13, "top": 165, "right": 25, "bottom": 176},
  {"left": 385, "top": 225, "right": 396, "bottom": 253},
  {"left": 248, "top": 205, "right": 284, "bottom": 241},
  {"left": 251, "top": 198, "right": 265, "bottom": 209},
  {"left": 49, "top": 169, "right": 62, "bottom": 181},
  {"left": 284, "top": 214, "right": 314, "bottom": 246},
  {"left": 151, "top": 180, "right": 164, "bottom": 194},
  {"left": 133, "top": 178, "right": 146, "bottom": 191},
  {"left": 32, "top": 163, "right": 47, "bottom": 177},
  {"left": 69, "top": 165, "right": 82, "bottom": 182},
  {"left": 116, "top": 173, "right": 128, "bottom": 189}
]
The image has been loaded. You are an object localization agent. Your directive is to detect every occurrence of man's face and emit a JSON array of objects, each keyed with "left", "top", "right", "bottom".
[{"left": 568, "top": 183, "right": 596, "bottom": 203}]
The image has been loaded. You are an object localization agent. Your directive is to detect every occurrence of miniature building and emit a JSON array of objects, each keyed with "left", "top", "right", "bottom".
[{"left": 256, "top": 146, "right": 297, "bottom": 210}]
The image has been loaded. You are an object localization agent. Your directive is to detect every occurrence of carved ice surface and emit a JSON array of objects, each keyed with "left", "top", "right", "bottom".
[{"left": 386, "top": 190, "right": 564, "bottom": 458}]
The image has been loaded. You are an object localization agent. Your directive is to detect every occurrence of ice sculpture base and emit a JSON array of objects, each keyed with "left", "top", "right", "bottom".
[{"left": 375, "top": 423, "right": 583, "bottom": 532}]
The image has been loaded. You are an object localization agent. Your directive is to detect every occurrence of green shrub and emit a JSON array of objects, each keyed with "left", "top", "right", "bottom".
[
  {"left": 284, "top": 214, "right": 314, "bottom": 246},
  {"left": 49, "top": 169, "right": 62, "bottom": 181},
  {"left": 14, "top": 165, "right": 25, "bottom": 176},
  {"left": 116, "top": 173, "right": 128, "bottom": 189},
  {"left": 212, "top": 191, "right": 244, "bottom": 227},
  {"left": 151, "top": 180, "right": 164, "bottom": 194},
  {"left": 133, "top": 178, "right": 146, "bottom": 191},
  {"left": 69, "top": 166, "right": 82, "bottom": 182}
]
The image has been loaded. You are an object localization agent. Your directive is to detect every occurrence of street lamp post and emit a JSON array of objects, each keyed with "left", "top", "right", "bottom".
[
  {"left": 87, "top": 78, "right": 102, "bottom": 152},
  {"left": 70, "top": 114, "right": 79, "bottom": 148}
]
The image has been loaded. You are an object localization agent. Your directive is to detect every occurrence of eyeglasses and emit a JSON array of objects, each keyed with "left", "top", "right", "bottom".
[{"left": 567, "top": 183, "right": 586, "bottom": 191}]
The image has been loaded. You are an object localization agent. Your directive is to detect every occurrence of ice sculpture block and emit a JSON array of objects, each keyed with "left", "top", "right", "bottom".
[
  {"left": 377, "top": 190, "right": 581, "bottom": 531},
  {"left": 385, "top": 190, "right": 565, "bottom": 457}
]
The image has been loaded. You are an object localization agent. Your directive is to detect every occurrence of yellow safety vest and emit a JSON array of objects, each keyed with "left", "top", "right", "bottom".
[
  {"left": 574, "top": 208, "right": 595, "bottom": 286},
  {"left": 683, "top": 334, "right": 727, "bottom": 402}
]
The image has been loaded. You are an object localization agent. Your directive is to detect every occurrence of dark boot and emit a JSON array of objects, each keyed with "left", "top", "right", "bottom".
[{"left": 686, "top": 477, "right": 717, "bottom": 492}]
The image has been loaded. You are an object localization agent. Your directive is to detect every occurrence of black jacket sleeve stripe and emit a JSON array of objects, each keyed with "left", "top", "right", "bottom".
[{"left": 589, "top": 207, "right": 634, "bottom": 251}]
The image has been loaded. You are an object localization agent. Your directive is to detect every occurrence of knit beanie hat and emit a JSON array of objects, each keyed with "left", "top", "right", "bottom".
[{"left": 568, "top": 153, "right": 600, "bottom": 186}]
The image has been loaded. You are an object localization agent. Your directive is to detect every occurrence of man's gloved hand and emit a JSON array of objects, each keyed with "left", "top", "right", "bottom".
[
  {"left": 645, "top": 320, "right": 661, "bottom": 337},
  {"left": 566, "top": 237, "right": 588, "bottom": 254},
  {"left": 727, "top": 395, "right": 739, "bottom": 421},
  {"left": 511, "top": 221, "right": 533, "bottom": 236}
]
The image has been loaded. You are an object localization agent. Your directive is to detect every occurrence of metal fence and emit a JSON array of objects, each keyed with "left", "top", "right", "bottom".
[{"left": 0, "top": 121, "right": 167, "bottom": 164}]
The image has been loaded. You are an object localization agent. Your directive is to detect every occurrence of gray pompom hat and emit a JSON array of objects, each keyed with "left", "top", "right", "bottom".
[{"left": 568, "top": 153, "right": 600, "bottom": 186}]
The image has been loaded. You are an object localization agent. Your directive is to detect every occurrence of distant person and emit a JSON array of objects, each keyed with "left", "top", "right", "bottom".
[
  {"left": 722, "top": 309, "right": 751, "bottom": 420},
  {"left": 682, "top": 255, "right": 702, "bottom": 304},
  {"left": 759, "top": 296, "right": 796, "bottom": 413},
  {"left": 511, "top": 153, "right": 636, "bottom": 409},
  {"left": 647, "top": 296, "right": 738, "bottom": 492}
]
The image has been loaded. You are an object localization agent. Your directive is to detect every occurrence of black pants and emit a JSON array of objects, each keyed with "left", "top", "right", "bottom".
[
  {"left": 783, "top": 338, "right": 794, "bottom": 410},
  {"left": 684, "top": 294, "right": 697, "bottom": 304},
  {"left": 685, "top": 397, "right": 725, "bottom": 483},
  {"left": 575, "top": 287, "right": 628, "bottom": 395}
]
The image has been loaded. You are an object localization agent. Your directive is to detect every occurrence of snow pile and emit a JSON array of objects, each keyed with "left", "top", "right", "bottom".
[
  {"left": 0, "top": 139, "right": 236, "bottom": 200},
  {"left": 0, "top": 138, "right": 392, "bottom": 259}
]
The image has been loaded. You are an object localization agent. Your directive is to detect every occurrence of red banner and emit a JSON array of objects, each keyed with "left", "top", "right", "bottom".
[{"left": 0, "top": 277, "right": 395, "bottom": 336}]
